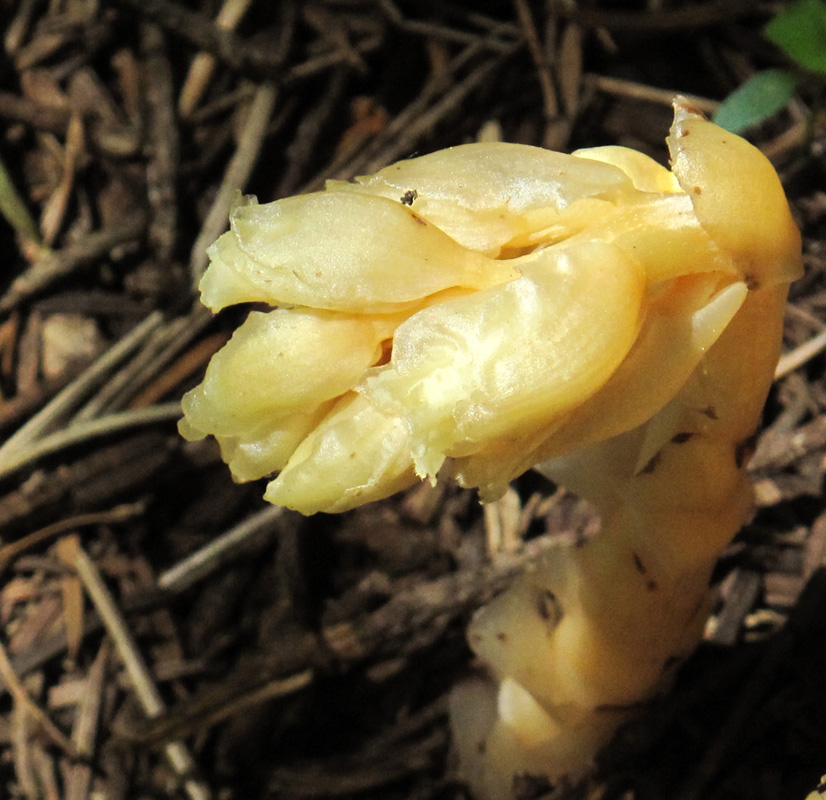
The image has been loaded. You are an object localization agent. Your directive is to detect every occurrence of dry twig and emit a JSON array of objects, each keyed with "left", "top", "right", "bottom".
[{"left": 74, "top": 545, "right": 211, "bottom": 800}]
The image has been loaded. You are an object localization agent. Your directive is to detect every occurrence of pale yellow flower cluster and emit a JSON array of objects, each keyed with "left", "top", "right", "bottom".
[
  {"left": 179, "top": 102, "right": 800, "bottom": 516},
  {"left": 181, "top": 101, "right": 802, "bottom": 798}
]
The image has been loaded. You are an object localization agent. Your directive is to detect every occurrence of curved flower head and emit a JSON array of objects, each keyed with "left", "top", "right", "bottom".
[{"left": 179, "top": 100, "right": 801, "bottom": 514}]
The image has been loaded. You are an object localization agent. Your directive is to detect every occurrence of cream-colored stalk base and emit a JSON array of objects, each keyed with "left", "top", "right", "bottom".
[{"left": 450, "top": 282, "right": 788, "bottom": 799}]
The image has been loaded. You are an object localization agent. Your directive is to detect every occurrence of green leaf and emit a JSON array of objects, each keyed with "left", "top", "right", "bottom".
[
  {"left": 713, "top": 69, "right": 799, "bottom": 133},
  {"left": 0, "top": 153, "right": 41, "bottom": 247},
  {"left": 766, "top": 0, "right": 826, "bottom": 76}
]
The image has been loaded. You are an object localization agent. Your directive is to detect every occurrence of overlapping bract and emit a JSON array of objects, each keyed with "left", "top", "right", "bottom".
[{"left": 179, "top": 103, "right": 801, "bottom": 513}]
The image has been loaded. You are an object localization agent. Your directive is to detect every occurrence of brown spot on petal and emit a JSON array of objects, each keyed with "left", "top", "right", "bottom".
[
  {"left": 735, "top": 434, "right": 758, "bottom": 468},
  {"left": 536, "top": 590, "right": 562, "bottom": 626},
  {"left": 662, "top": 654, "right": 683, "bottom": 673},
  {"left": 639, "top": 452, "right": 661, "bottom": 475},
  {"left": 633, "top": 551, "right": 659, "bottom": 591}
]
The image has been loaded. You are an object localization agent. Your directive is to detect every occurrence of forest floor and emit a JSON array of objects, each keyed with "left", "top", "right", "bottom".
[{"left": 1, "top": 1, "right": 826, "bottom": 799}]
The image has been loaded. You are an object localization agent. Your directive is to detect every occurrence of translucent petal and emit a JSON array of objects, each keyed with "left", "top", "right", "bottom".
[
  {"left": 572, "top": 146, "right": 680, "bottom": 193},
  {"left": 454, "top": 278, "right": 747, "bottom": 499},
  {"left": 668, "top": 99, "right": 802, "bottom": 288},
  {"left": 331, "top": 142, "right": 637, "bottom": 255},
  {"left": 214, "top": 403, "right": 334, "bottom": 481},
  {"left": 538, "top": 278, "right": 748, "bottom": 456},
  {"left": 561, "top": 193, "right": 738, "bottom": 285},
  {"left": 674, "top": 282, "right": 790, "bottom": 443},
  {"left": 264, "top": 393, "right": 417, "bottom": 514},
  {"left": 362, "top": 241, "right": 645, "bottom": 480},
  {"left": 200, "top": 191, "right": 516, "bottom": 313},
  {"left": 180, "top": 308, "right": 395, "bottom": 440}
]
